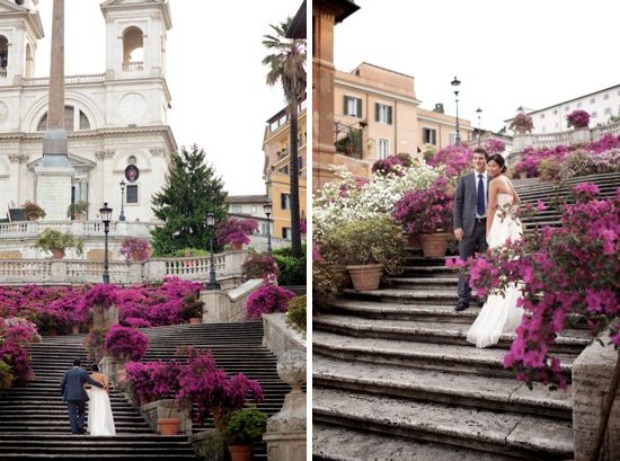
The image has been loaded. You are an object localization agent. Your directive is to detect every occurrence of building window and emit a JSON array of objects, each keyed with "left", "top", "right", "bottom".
[
  {"left": 261, "top": 222, "right": 269, "bottom": 235},
  {"left": 577, "top": 101, "right": 582, "bottom": 107},
  {"left": 540, "top": 114, "right": 545, "bottom": 119},
  {"left": 37, "top": 106, "right": 91, "bottom": 132},
  {"left": 281, "top": 193, "right": 291, "bottom": 210},
  {"left": 592, "top": 111, "right": 598, "bottom": 118},
  {"left": 590, "top": 98, "right": 596, "bottom": 104},
  {"left": 423, "top": 128, "right": 437, "bottom": 145},
  {"left": 344, "top": 96, "right": 362, "bottom": 118},
  {"left": 605, "top": 108, "right": 612, "bottom": 115},
  {"left": 604, "top": 93, "right": 610, "bottom": 100},
  {"left": 378, "top": 139, "right": 390, "bottom": 159},
  {"left": 232, "top": 205, "right": 242, "bottom": 213},
  {"left": 282, "top": 227, "right": 291, "bottom": 239},
  {"left": 251, "top": 206, "right": 257, "bottom": 213},
  {"left": 375, "top": 103, "right": 393, "bottom": 124},
  {"left": 564, "top": 106, "right": 570, "bottom": 112},
  {"left": 126, "top": 185, "right": 138, "bottom": 204},
  {"left": 553, "top": 109, "right": 558, "bottom": 115}
]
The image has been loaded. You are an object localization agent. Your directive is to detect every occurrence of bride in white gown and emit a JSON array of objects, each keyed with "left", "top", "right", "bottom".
[
  {"left": 86, "top": 364, "right": 116, "bottom": 436},
  {"left": 466, "top": 154, "right": 524, "bottom": 348}
]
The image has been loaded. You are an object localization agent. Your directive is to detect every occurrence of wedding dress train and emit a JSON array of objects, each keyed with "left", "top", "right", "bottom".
[
  {"left": 87, "top": 385, "right": 116, "bottom": 436},
  {"left": 466, "top": 193, "right": 524, "bottom": 348}
]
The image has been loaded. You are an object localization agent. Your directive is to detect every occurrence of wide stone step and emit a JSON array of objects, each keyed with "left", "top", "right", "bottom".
[
  {"left": 313, "top": 423, "right": 520, "bottom": 461},
  {"left": 313, "top": 388, "right": 573, "bottom": 461},
  {"left": 313, "top": 356, "right": 572, "bottom": 419},
  {"left": 314, "top": 314, "right": 590, "bottom": 354},
  {"left": 343, "top": 287, "right": 458, "bottom": 305},
  {"left": 387, "top": 276, "right": 459, "bottom": 288},
  {"left": 325, "top": 299, "right": 477, "bottom": 323},
  {"left": 313, "top": 331, "right": 576, "bottom": 377},
  {"left": 401, "top": 265, "right": 456, "bottom": 277}
]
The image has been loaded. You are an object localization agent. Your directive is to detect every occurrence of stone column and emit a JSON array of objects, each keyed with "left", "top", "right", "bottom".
[
  {"left": 37, "top": 0, "right": 73, "bottom": 220},
  {"left": 263, "top": 349, "right": 306, "bottom": 461},
  {"left": 573, "top": 335, "right": 620, "bottom": 460}
]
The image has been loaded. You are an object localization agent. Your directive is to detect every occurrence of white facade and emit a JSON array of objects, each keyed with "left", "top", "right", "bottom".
[
  {"left": 0, "top": 0, "right": 176, "bottom": 222},
  {"left": 507, "top": 84, "right": 620, "bottom": 135}
]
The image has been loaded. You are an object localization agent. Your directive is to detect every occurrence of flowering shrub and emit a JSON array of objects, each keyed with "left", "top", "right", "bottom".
[
  {"left": 0, "top": 341, "right": 33, "bottom": 384},
  {"left": 447, "top": 184, "right": 619, "bottom": 389},
  {"left": 246, "top": 283, "right": 296, "bottom": 320},
  {"left": 427, "top": 145, "right": 473, "bottom": 177},
  {"left": 120, "top": 238, "right": 151, "bottom": 262},
  {"left": 483, "top": 139, "right": 506, "bottom": 154},
  {"left": 566, "top": 109, "right": 590, "bottom": 129},
  {"left": 0, "top": 317, "right": 41, "bottom": 389},
  {"left": 0, "top": 317, "right": 42, "bottom": 347},
  {"left": 104, "top": 324, "right": 149, "bottom": 361},
  {"left": 84, "top": 328, "right": 108, "bottom": 362},
  {"left": 215, "top": 218, "right": 258, "bottom": 246},
  {"left": 181, "top": 294, "right": 204, "bottom": 320},
  {"left": 241, "top": 251, "right": 280, "bottom": 280},
  {"left": 393, "top": 175, "right": 455, "bottom": 237},
  {"left": 82, "top": 284, "right": 119, "bottom": 310},
  {"left": 176, "top": 347, "right": 264, "bottom": 424},
  {"left": 509, "top": 112, "right": 534, "bottom": 134},
  {"left": 371, "top": 153, "right": 414, "bottom": 177},
  {"left": 125, "top": 360, "right": 182, "bottom": 404}
]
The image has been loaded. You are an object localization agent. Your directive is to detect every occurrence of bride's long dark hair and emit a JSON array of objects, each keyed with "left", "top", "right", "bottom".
[{"left": 487, "top": 153, "right": 507, "bottom": 173}]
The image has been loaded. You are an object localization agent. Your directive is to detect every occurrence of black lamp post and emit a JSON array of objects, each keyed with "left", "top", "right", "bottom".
[
  {"left": 119, "top": 180, "right": 126, "bottom": 222},
  {"left": 263, "top": 201, "right": 273, "bottom": 254},
  {"left": 451, "top": 76, "right": 461, "bottom": 145},
  {"left": 99, "top": 202, "right": 112, "bottom": 284},
  {"left": 205, "top": 211, "right": 220, "bottom": 290},
  {"left": 476, "top": 107, "right": 482, "bottom": 146}
]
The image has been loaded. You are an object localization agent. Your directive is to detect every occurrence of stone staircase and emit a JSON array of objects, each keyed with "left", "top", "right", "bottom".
[
  {"left": 0, "top": 321, "right": 284, "bottom": 460},
  {"left": 313, "top": 173, "right": 620, "bottom": 460}
]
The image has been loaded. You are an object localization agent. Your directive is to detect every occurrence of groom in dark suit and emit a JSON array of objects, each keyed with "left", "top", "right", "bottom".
[
  {"left": 453, "top": 148, "right": 489, "bottom": 312},
  {"left": 61, "top": 359, "right": 104, "bottom": 434}
]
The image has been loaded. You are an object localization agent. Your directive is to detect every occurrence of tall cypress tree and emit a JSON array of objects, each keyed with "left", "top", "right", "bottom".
[{"left": 151, "top": 144, "right": 227, "bottom": 256}]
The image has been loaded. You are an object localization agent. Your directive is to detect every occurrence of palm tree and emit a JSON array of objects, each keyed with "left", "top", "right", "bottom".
[{"left": 262, "top": 17, "right": 306, "bottom": 258}]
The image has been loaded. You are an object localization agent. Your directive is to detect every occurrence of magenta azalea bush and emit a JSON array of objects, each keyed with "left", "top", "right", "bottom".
[
  {"left": 510, "top": 112, "right": 534, "bottom": 134},
  {"left": 104, "top": 324, "right": 149, "bottom": 361},
  {"left": 566, "top": 109, "right": 590, "bottom": 129},
  {"left": 215, "top": 218, "right": 258, "bottom": 246},
  {"left": 447, "top": 184, "right": 619, "bottom": 389},
  {"left": 125, "top": 360, "right": 182, "bottom": 404},
  {"left": 241, "top": 252, "right": 280, "bottom": 280},
  {"left": 392, "top": 175, "right": 455, "bottom": 238},
  {"left": 0, "top": 317, "right": 41, "bottom": 388},
  {"left": 483, "top": 139, "right": 506, "bottom": 154},
  {"left": 246, "top": 283, "right": 296, "bottom": 320},
  {"left": 120, "top": 238, "right": 151, "bottom": 262},
  {"left": 371, "top": 153, "right": 414, "bottom": 177},
  {"left": 427, "top": 145, "right": 473, "bottom": 177}
]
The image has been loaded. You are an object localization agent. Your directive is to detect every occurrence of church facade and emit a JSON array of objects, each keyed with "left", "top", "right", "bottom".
[{"left": 0, "top": 0, "right": 176, "bottom": 223}]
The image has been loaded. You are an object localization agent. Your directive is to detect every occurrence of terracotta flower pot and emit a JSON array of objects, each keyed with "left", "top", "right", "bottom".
[
  {"left": 71, "top": 324, "right": 80, "bottom": 335},
  {"left": 346, "top": 264, "right": 383, "bottom": 291},
  {"left": 230, "top": 242, "right": 244, "bottom": 251},
  {"left": 228, "top": 445, "right": 253, "bottom": 461},
  {"left": 52, "top": 249, "right": 65, "bottom": 259},
  {"left": 189, "top": 317, "right": 201, "bottom": 325},
  {"left": 419, "top": 233, "right": 451, "bottom": 258},
  {"left": 158, "top": 417, "right": 181, "bottom": 435}
]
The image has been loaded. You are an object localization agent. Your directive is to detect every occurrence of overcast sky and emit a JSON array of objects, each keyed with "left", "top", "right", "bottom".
[
  {"left": 35, "top": 0, "right": 301, "bottom": 196},
  {"left": 334, "top": 0, "right": 618, "bottom": 133}
]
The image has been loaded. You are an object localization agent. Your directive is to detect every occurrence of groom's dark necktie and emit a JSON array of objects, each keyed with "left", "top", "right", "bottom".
[{"left": 477, "top": 174, "right": 485, "bottom": 216}]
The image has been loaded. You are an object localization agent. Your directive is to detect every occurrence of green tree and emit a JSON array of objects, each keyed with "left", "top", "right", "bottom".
[
  {"left": 151, "top": 145, "right": 227, "bottom": 256},
  {"left": 262, "top": 17, "right": 306, "bottom": 258}
]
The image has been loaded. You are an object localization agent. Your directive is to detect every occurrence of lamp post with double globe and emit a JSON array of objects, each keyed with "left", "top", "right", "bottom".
[
  {"left": 205, "top": 211, "right": 220, "bottom": 290},
  {"left": 451, "top": 76, "right": 461, "bottom": 145},
  {"left": 263, "top": 201, "right": 273, "bottom": 254},
  {"left": 99, "top": 202, "right": 112, "bottom": 284}
]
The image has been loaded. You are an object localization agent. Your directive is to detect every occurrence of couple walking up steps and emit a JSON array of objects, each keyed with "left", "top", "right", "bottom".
[
  {"left": 61, "top": 359, "right": 116, "bottom": 436},
  {"left": 453, "top": 149, "right": 524, "bottom": 348}
]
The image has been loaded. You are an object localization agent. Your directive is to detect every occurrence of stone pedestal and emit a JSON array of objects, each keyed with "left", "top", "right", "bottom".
[
  {"left": 91, "top": 304, "right": 119, "bottom": 331},
  {"left": 99, "top": 355, "right": 125, "bottom": 384},
  {"left": 573, "top": 336, "right": 620, "bottom": 461},
  {"left": 571, "top": 127, "right": 591, "bottom": 144},
  {"left": 141, "top": 399, "right": 192, "bottom": 435},
  {"left": 263, "top": 349, "right": 306, "bottom": 461},
  {"left": 35, "top": 160, "right": 73, "bottom": 221}
]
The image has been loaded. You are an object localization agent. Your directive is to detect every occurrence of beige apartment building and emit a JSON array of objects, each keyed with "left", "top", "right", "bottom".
[{"left": 326, "top": 62, "right": 473, "bottom": 187}]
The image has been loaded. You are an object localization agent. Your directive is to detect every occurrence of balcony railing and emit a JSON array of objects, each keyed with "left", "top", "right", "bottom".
[
  {"left": 22, "top": 74, "right": 106, "bottom": 87},
  {"left": 123, "top": 61, "right": 144, "bottom": 72}
]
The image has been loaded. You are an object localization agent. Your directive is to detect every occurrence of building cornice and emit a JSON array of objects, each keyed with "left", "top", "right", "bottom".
[{"left": 334, "top": 77, "right": 421, "bottom": 106}]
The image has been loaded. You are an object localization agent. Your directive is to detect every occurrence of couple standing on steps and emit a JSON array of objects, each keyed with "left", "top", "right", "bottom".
[
  {"left": 61, "top": 359, "right": 116, "bottom": 436},
  {"left": 453, "top": 148, "right": 524, "bottom": 348}
]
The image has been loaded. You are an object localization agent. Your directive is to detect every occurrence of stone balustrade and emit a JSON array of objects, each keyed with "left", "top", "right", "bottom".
[
  {"left": 0, "top": 250, "right": 247, "bottom": 285},
  {"left": 512, "top": 121, "right": 620, "bottom": 152}
]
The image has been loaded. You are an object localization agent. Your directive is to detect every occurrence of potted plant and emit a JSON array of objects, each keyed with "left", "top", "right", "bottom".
[
  {"left": 566, "top": 109, "right": 590, "bottom": 129},
  {"left": 32, "top": 228, "right": 84, "bottom": 259},
  {"left": 241, "top": 251, "right": 280, "bottom": 280},
  {"left": 66, "top": 201, "right": 89, "bottom": 220},
  {"left": 119, "top": 237, "right": 151, "bottom": 262},
  {"left": 22, "top": 201, "right": 46, "bottom": 221},
  {"left": 103, "top": 324, "right": 149, "bottom": 362},
  {"left": 215, "top": 218, "right": 259, "bottom": 250},
  {"left": 325, "top": 216, "right": 406, "bottom": 291},
  {"left": 509, "top": 111, "right": 534, "bottom": 134},
  {"left": 181, "top": 294, "right": 205, "bottom": 324},
  {"left": 245, "top": 279, "right": 296, "bottom": 320},
  {"left": 392, "top": 176, "right": 455, "bottom": 257},
  {"left": 222, "top": 408, "right": 268, "bottom": 461}
]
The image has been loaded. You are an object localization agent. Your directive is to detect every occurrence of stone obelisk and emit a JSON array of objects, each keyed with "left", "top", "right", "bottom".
[{"left": 35, "top": 0, "right": 74, "bottom": 220}]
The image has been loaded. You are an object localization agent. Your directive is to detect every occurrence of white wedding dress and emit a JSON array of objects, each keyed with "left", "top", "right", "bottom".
[
  {"left": 86, "top": 378, "right": 116, "bottom": 436},
  {"left": 466, "top": 192, "right": 524, "bottom": 348}
]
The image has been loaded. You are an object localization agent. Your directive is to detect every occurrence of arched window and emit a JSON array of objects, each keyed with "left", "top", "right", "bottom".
[
  {"left": 0, "top": 36, "right": 8, "bottom": 78},
  {"left": 37, "top": 106, "right": 91, "bottom": 132},
  {"left": 122, "top": 27, "right": 144, "bottom": 71}
]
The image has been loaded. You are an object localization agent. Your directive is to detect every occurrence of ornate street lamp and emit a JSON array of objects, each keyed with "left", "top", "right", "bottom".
[
  {"left": 263, "top": 201, "right": 273, "bottom": 254},
  {"left": 99, "top": 202, "right": 112, "bottom": 284},
  {"left": 119, "top": 180, "right": 126, "bottom": 222},
  {"left": 476, "top": 107, "right": 483, "bottom": 146},
  {"left": 205, "top": 211, "right": 220, "bottom": 290},
  {"left": 451, "top": 76, "right": 461, "bottom": 145}
]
